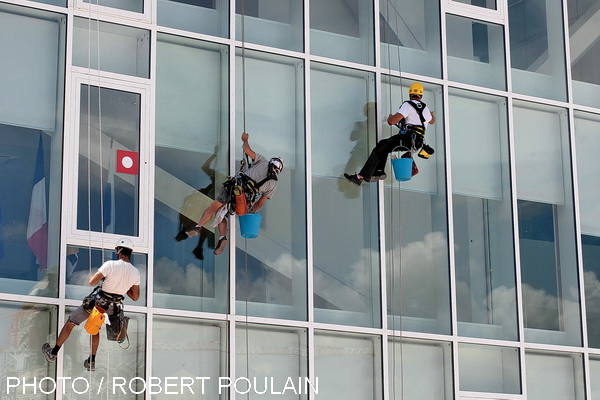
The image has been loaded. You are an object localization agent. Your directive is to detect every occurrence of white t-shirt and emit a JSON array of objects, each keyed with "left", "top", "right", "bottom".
[
  {"left": 98, "top": 259, "right": 141, "bottom": 296},
  {"left": 397, "top": 100, "right": 433, "bottom": 126}
]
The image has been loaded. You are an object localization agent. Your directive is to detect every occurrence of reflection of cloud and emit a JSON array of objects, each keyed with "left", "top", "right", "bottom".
[
  {"left": 584, "top": 270, "right": 600, "bottom": 345},
  {"left": 520, "top": 283, "right": 581, "bottom": 332},
  {"left": 521, "top": 284, "right": 561, "bottom": 329},
  {"left": 388, "top": 232, "right": 448, "bottom": 315},
  {"left": 313, "top": 247, "right": 380, "bottom": 312},
  {"left": 154, "top": 256, "right": 213, "bottom": 296},
  {"left": 584, "top": 270, "right": 600, "bottom": 303},
  {"left": 69, "top": 269, "right": 92, "bottom": 286},
  {"left": 454, "top": 281, "right": 517, "bottom": 334},
  {"left": 239, "top": 252, "right": 305, "bottom": 305}
]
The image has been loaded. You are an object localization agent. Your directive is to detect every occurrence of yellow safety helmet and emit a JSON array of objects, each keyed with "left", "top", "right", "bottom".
[{"left": 408, "top": 82, "right": 424, "bottom": 97}]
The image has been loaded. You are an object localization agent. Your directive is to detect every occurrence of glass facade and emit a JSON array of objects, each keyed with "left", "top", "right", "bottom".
[{"left": 1, "top": 0, "right": 600, "bottom": 398}]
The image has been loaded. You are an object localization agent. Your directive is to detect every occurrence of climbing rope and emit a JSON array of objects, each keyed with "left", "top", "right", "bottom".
[
  {"left": 85, "top": 0, "right": 109, "bottom": 392},
  {"left": 239, "top": 0, "right": 252, "bottom": 396},
  {"left": 385, "top": 0, "right": 406, "bottom": 399},
  {"left": 85, "top": 1, "right": 94, "bottom": 390}
]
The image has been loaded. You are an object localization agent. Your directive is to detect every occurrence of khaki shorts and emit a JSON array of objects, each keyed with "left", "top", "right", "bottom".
[{"left": 69, "top": 302, "right": 117, "bottom": 326}]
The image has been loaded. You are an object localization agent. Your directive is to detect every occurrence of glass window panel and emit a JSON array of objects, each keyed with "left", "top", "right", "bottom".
[
  {"left": 590, "top": 357, "right": 600, "bottom": 400},
  {"left": 514, "top": 103, "right": 567, "bottom": 204},
  {"left": 235, "top": 0, "right": 303, "bottom": 52},
  {"left": 73, "top": 18, "right": 150, "bottom": 79},
  {"left": 63, "top": 307, "right": 146, "bottom": 398},
  {"left": 449, "top": 89, "right": 518, "bottom": 341},
  {"left": 383, "top": 80, "right": 450, "bottom": 335},
  {"left": 153, "top": 316, "right": 227, "bottom": 398},
  {"left": 154, "top": 35, "right": 229, "bottom": 314},
  {"left": 77, "top": 85, "right": 141, "bottom": 237},
  {"left": 82, "top": 0, "right": 144, "bottom": 13},
  {"left": 575, "top": 112, "right": 600, "bottom": 348},
  {"left": 314, "top": 331, "right": 382, "bottom": 400},
  {"left": 514, "top": 101, "right": 581, "bottom": 346},
  {"left": 567, "top": 0, "right": 600, "bottom": 108},
  {"left": 32, "top": 0, "right": 66, "bottom": 5},
  {"left": 311, "top": 62, "right": 380, "bottom": 328},
  {"left": 446, "top": 15, "right": 506, "bottom": 90},
  {"left": 389, "top": 339, "right": 452, "bottom": 399},
  {"left": 509, "top": 0, "right": 567, "bottom": 100},
  {"left": 0, "top": 301, "right": 57, "bottom": 396},
  {"left": 582, "top": 235, "right": 600, "bottom": 348},
  {"left": 310, "top": 0, "right": 374, "bottom": 65},
  {"left": 234, "top": 50, "right": 307, "bottom": 321},
  {"left": 65, "top": 245, "right": 147, "bottom": 306},
  {"left": 236, "top": 324, "right": 308, "bottom": 399},
  {"left": 574, "top": 112, "right": 600, "bottom": 236},
  {"left": 157, "top": 0, "right": 229, "bottom": 38},
  {"left": 0, "top": 6, "right": 64, "bottom": 131},
  {"left": 454, "top": 0, "right": 497, "bottom": 8},
  {"left": 0, "top": 5, "right": 64, "bottom": 298},
  {"left": 458, "top": 343, "right": 520, "bottom": 394},
  {"left": 525, "top": 351, "right": 585, "bottom": 400},
  {"left": 0, "top": 128, "right": 61, "bottom": 297},
  {"left": 380, "top": 0, "right": 441, "bottom": 77}
]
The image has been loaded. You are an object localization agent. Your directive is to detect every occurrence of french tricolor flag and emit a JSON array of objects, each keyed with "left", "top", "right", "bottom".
[{"left": 26, "top": 135, "right": 48, "bottom": 269}]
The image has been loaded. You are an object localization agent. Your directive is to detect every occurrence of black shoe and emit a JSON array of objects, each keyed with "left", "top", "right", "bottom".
[
  {"left": 344, "top": 173, "right": 362, "bottom": 187},
  {"left": 192, "top": 246, "right": 204, "bottom": 260},
  {"left": 213, "top": 237, "right": 228, "bottom": 255},
  {"left": 42, "top": 343, "right": 56, "bottom": 363},
  {"left": 84, "top": 357, "right": 95, "bottom": 371},
  {"left": 175, "top": 231, "right": 188, "bottom": 241}
]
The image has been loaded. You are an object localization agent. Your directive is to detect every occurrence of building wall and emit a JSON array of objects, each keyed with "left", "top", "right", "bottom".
[{"left": 0, "top": 0, "right": 599, "bottom": 398}]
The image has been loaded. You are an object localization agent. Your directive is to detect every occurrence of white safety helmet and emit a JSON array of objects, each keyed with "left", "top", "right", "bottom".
[
  {"left": 115, "top": 237, "right": 134, "bottom": 252},
  {"left": 269, "top": 157, "right": 284, "bottom": 174}
]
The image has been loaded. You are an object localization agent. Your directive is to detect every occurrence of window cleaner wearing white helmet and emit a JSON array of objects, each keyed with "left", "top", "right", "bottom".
[
  {"left": 344, "top": 82, "right": 436, "bottom": 186},
  {"left": 42, "top": 238, "right": 141, "bottom": 371},
  {"left": 186, "top": 132, "right": 284, "bottom": 256}
]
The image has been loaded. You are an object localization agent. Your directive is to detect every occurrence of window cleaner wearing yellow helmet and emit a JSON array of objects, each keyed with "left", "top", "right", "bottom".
[
  {"left": 344, "top": 82, "right": 435, "bottom": 186},
  {"left": 42, "top": 238, "right": 141, "bottom": 371}
]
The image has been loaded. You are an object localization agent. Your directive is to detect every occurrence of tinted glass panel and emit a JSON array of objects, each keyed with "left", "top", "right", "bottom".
[
  {"left": 311, "top": 63, "right": 380, "bottom": 328},
  {"left": 154, "top": 35, "right": 229, "bottom": 314}
]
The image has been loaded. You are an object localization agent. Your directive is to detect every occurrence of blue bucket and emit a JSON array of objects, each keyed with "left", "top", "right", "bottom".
[
  {"left": 391, "top": 158, "right": 413, "bottom": 181},
  {"left": 239, "top": 213, "right": 262, "bottom": 239}
]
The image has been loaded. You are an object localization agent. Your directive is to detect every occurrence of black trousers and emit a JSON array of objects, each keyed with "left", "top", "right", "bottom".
[{"left": 358, "top": 133, "right": 423, "bottom": 181}]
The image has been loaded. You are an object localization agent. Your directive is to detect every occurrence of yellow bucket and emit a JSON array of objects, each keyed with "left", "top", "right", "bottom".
[{"left": 84, "top": 306, "right": 106, "bottom": 335}]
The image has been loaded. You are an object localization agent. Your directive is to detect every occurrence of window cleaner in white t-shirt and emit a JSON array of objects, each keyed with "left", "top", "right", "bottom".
[
  {"left": 42, "top": 238, "right": 140, "bottom": 371},
  {"left": 344, "top": 82, "right": 436, "bottom": 186}
]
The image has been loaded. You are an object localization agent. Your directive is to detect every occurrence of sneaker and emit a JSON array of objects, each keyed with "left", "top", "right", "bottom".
[
  {"left": 369, "top": 172, "right": 387, "bottom": 182},
  {"left": 344, "top": 173, "right": 363, "bottom": 187},
  {"left": 42, "top": 343, "right": 56, "bottom": 363},
  {"left": 213, "top": 237, "right": 228, "bottom": 255},
  {"left": 185, "top": 227, "right": 201, "bottom": 238},
  {"left": 84, "top": 358, "right": 95, "bottom": 372}
]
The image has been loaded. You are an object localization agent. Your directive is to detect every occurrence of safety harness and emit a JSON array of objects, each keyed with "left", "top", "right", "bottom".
[
  {"left": 82, "top": 286, "right": 129, "bottom": 345},
  {"left": 222, "top": 157, "right": 278, "bottom": 216},
  {"left": 396, "top": 100, "right": 427, "bottom": 136}
]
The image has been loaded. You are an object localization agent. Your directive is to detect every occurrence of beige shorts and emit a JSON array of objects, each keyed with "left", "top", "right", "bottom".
[{"left": 69, "top": 302, "right": 116, "bottom": 326}]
